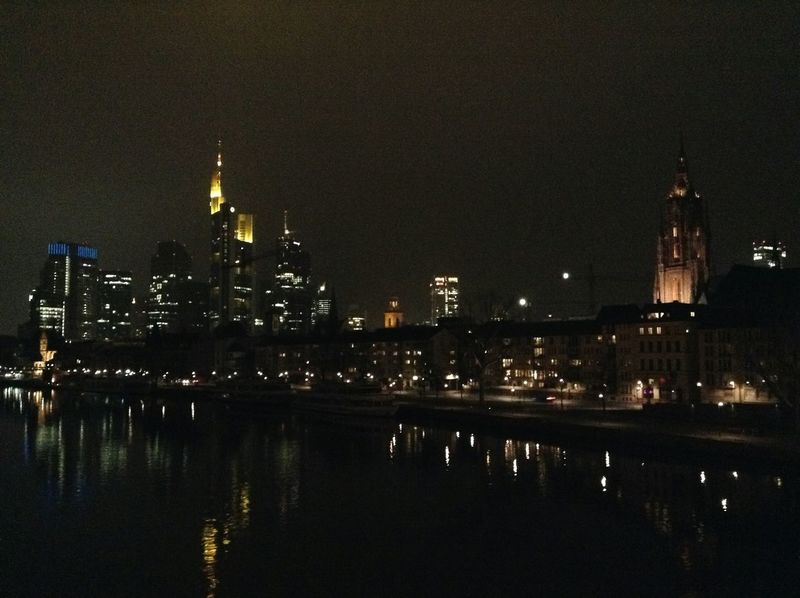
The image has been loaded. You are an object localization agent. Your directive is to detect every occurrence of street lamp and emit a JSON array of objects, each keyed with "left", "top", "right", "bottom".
[{"left": 559, "top": 377, "right": 565, "bottom": 410}]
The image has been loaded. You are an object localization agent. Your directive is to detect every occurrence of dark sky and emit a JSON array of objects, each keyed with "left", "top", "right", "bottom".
[{"left": 2, "top": 2, "right": 798, "bottom": 333}]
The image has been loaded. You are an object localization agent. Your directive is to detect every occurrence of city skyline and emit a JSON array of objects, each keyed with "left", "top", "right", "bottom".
[{"left": 2, "top": 3, "right": 798, "bottom": 334}]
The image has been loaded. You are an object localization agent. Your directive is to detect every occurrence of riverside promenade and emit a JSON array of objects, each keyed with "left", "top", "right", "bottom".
[
  {"left": 394, "top": 391, "right": 800, "bottom": 467},
  {"left": 5, "top": 379, "right": 797, "bottom": 466}
]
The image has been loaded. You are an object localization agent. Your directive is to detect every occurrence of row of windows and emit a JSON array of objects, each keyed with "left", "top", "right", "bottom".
[
  {"left": 640, "top": 358, "right": 681, "bottom": 372},
  {"left": 639, "top": 326, "right": 663, "bottom": 335},
  {"left": 705, "top": 358, "right": 732, "bottom": 372},
  {"left": 639, "top": 340, "right": 681, "bottom": 353}
]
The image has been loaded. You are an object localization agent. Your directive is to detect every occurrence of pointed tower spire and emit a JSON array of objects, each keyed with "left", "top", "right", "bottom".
[
  {"left": 654, "top": 135, "right": 710, "bottom": 304},
  {"left": 674, "top": 132, "right": 689, "bottom": 188},
  {"left": 209, "top": 138, "right": 224, "bottom": 214},
  {"left": 283, "top": 210, "right": 289, "bottom": 235}
]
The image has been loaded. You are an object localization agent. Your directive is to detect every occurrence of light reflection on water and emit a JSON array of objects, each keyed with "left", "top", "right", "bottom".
[{"left": 1, "top": 387, "right": 798, "bottom": 596}]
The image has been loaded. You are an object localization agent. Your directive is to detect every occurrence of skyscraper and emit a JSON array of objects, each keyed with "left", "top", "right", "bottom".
[
  {"left": 147, "top": 241, "right": 208, "bottom": 333},
  {"left": 208, "top": 141, "right": 254, "bottom": 328},
  {"left": 753, "top": 239, "right": 786, "bottom": 269},
  {"left": 312, "top": 282, "right": 336, "bottom": 330},
  {"left": 653, "top": 139, "right": 710, "bottom": 304},
  {"left": 97, "top": 270, "right": 133, "bottom": 340},
  {"left": 430, "top": 276, "right": 460, "bottom": 323},
  {"left": 30, "top": 241, "right": 99, "bottom": 340},
  {"left": 273, "top": 212, "right": 312, "bottom": 335},
  {"left": 147, "top": 241, "right": 192, "bottom": 332}
]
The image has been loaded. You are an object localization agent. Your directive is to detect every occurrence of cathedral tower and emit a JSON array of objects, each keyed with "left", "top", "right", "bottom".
[{"left": 653, "top": 139, "right": 710, "bottom": 304}]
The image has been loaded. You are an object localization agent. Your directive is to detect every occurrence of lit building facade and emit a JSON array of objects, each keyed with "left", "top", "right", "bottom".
[
  {"left": 384, "top": 296, "right": 404, "bottom": 328},
  {"left": 430, "top": 276, "right": 460, "bottom": 323},
  {"left": 311, "top": 282, "right": 336, "bottom": 329},
  {"left": 653, "top": 140, "right": 710, "bottom": 304},
  {"left": 272, "top": 213, "right": 312, "bottom": 335},
  {"left": 345, "top": 316, "right": 366, "bottom": 331},
  {"left": 753, "top": 240, "right": 786, "bottom": 269},
  {"left": 147, "top": 241, "right": 208, "bottom": 333},
  {"left": 98, "top": 270, "right": 133, "bottom": 340},
  {"left": 209, "top": 141, "right": 254, "bottom": 328},
  {"left": 30, "top": 241, "right": 99, "bottom": 341}
]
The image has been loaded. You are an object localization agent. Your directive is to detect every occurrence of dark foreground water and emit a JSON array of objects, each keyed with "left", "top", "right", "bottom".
[{"left": 1, "top": 388, "right": 798, "bottom": 597}]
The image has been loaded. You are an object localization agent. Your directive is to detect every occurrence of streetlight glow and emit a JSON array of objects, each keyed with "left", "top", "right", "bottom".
[{"left": 562, "top": 272, "right": 570, "bottom": 280}]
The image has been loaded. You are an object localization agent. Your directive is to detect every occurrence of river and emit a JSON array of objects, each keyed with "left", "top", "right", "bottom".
[{"left": 0, "top": 387, "right": 797, "bottom": 596}]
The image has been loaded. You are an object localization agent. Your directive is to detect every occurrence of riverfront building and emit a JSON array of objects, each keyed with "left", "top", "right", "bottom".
[{"left": 254, "top": 326, "right": 459, "bottom": 389}]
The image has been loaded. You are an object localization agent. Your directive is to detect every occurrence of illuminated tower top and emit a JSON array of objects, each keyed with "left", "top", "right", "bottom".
[
  {"left": 671, "top": 135, "right": 690, "bottom": 195},
  {"left": 653, "top": 137, "right": 710, "bottom": 304},
  {"left": 210, "top": 139, "right": 224, "bottom": 214}
]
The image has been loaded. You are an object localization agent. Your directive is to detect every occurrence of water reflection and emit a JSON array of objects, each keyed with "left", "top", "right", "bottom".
[
  {"left": 1, "top": 387, "right": 798, "bottom": 596},
  {"left": 1, "top": 388, "right": 305, "bottom": 596},
  {"left": 386, "top": 416, "right": 798, "bottom": 590}
]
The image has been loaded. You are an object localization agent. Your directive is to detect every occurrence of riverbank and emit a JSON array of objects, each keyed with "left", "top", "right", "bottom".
[
  {"left": 4, "top": 379, "right": 797, "bottom": 466},
  {"left": 395, "top": 400, "right": 800, "bottom": 467}
]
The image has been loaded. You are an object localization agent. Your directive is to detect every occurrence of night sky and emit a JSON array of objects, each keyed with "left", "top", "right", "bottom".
[{"left": 2, "top": 2, "right": 798, "bottom": 334}]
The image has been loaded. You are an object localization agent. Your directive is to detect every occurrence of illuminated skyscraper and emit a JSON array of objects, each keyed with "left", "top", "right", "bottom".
[
  {"left": 148, "top": 241, "right": 192, "bottom": 332},
  {"left": 312, "top": 282, "right": 336, "bottom": 329},
  {"left": 30, "top": 242, "right": 99, "bottom": 340},
  {"left": 653, "top": 139, "right": 710, "bottom": 304},
  {"left": 273, "top": 212, "right": 312, "bottom": 335},
  {"left": 147, "top": 241, "right": 208, "bottom": 333},
  {"left": 430, "top": 276, "right": 460, "bottom": 323},
  {"left": 98, "top": 270, "right": 133, "bottom": 340},
  {"left": 753, "top": 240, "right": 786, "bottom": 269},
  {"left": 209, "top": 141, "right": 254, "bottom": 328}
]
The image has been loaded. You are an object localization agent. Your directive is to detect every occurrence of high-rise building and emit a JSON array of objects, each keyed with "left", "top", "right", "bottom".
[
  {"left": 312, "top": 282, "right": 336, "bottom": 329},
  {"left": 653, "top": 139, "right": 710, "bottom": 304},
  {"left": 273, "top": 212, "right": 312, "bottom": 335},
  {"left": 181, "top": 279, "right": 211, "bottom": 333},
  {"left": 208, "top": 141, "right": 254, "bottom": 328},
  {"left": 97, "top": 270, "right": 133, "bottom": 340},
  {"left": 430, "top": 276, "right": 460, "bottom": 323},
  {"left": 147, "top": 241, "right": 208, "bottom": 333},
  {"left": 30, "top": 241, "right": 99, "bottom": 341},
  {"left": 753, "top": 240, "right": 786, "bottom": 269},
  {"left": 384, "top": 296, "right": 404, "bottom": 328},
  {"left": 147, "top": 241, "right": 191, "bottom": 332}
]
